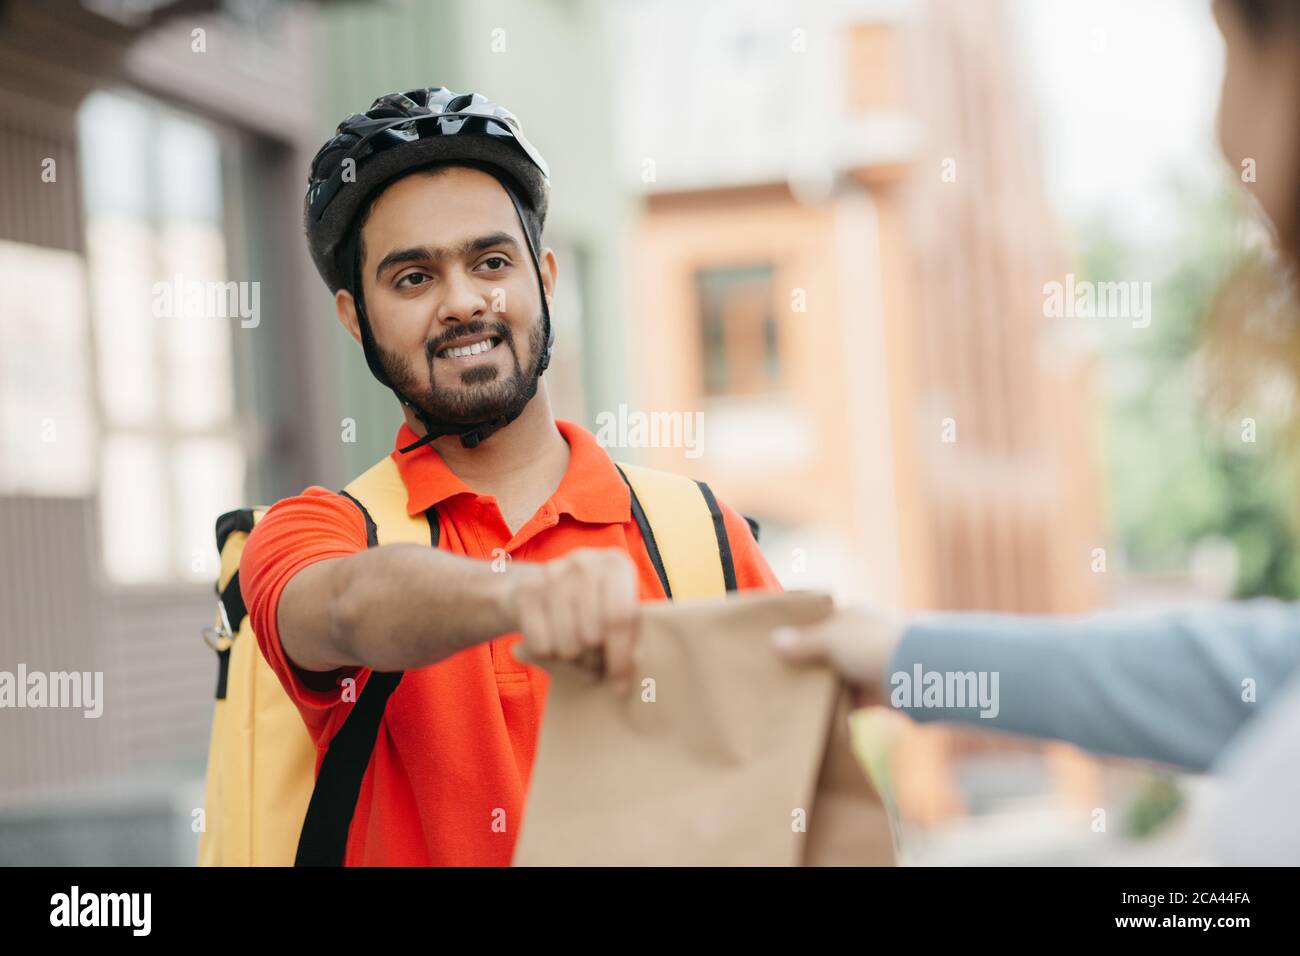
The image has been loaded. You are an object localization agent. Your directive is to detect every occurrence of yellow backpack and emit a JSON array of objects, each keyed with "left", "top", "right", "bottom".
[{"left": 198, "top": 452, "right": 755, "bottom": 866}]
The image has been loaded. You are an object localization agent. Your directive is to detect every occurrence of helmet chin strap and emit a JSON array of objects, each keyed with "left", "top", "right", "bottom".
[{"left": 346, "top": 181, "right": 553, "bottom": 455}]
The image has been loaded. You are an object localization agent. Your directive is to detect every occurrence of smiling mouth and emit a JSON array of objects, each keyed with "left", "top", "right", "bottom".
[{"left": 435, "top": 335, "right": 503, "bottom": 360}]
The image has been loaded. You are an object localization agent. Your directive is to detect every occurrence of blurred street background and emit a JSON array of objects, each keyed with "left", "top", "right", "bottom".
[{"left": 0, "top": 0, "right": 1280, "bottom": 864}]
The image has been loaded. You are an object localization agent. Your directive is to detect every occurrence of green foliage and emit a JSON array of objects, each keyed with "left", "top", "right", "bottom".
[
  {"left": 1090, "top": 183, "right": 1300, "bottom": 599},
  {"left": 1124, "top": 772, "right": 1186, "bottom": 839}
]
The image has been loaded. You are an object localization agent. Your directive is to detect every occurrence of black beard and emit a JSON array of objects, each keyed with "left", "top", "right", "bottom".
[{"left": 377, "top": 315, "right": 545, "bottom": 428}]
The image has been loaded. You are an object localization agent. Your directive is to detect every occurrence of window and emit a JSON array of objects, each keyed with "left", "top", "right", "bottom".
[
  {"left": 78, "top": 91, "right": 245, "bottom": 585},
  {"left": 0, "top": 240, "right": 96, "bottom": 495},
  {"left": 695, "top": 264, "right": 780, "bottom": 396}
]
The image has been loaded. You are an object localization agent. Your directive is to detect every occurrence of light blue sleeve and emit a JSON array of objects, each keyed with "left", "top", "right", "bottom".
[{"left": 885, "top": 600, "right": 1300, "bottom": 772}]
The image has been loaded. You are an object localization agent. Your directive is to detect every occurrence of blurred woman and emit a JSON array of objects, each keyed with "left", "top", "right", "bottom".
[{"left": 774, "top": 0, "right": 1300, "bottom": 862}]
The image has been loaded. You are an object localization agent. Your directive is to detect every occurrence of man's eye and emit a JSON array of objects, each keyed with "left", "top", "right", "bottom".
[
  {"left": 397, "top": 272, "right": 430, "bottom": 288},
  {"left": 478, "top": 256, "right": 509, "bottom": 271}
]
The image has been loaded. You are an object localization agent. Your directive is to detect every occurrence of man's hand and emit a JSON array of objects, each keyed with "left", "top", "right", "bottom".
[
  {"left": 505, "top": 548, "right": 641, "bottom": 692},
  {"left": 770, "top": 605, "right": 907, "bottom": 707}
]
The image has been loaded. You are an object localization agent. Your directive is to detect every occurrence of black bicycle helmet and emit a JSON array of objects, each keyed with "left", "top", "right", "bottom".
[{"left": 304, "top": 87, "right": 553, "bottom": 451}]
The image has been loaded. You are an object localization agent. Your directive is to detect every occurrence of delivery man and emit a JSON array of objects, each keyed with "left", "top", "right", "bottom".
[{"left": 239, "top": 87, "right": 780, "bottom": 865}]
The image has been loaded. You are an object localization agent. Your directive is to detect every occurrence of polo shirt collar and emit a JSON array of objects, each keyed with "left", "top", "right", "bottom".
[{"left": 391, "top": 418, "right": 631, "bottom": 525}]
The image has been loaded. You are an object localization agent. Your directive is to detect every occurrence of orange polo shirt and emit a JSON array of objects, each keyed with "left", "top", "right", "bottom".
[{"left": 240, "top": 418, "right": 781, "bottom": 866}]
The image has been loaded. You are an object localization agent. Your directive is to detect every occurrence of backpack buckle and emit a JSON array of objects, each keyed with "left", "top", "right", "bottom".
[{"left": 202, "top": 599, "right": 235, "bottom": 653}]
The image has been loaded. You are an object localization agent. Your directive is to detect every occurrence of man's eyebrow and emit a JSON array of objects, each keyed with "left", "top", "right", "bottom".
[{"left": 374, "top": 232, "right": 522, "bottom": 280}]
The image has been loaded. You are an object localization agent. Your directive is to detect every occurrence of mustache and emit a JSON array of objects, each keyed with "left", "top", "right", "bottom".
[{"left": 425, "top": 320, "right": 513, "bottom": 360}]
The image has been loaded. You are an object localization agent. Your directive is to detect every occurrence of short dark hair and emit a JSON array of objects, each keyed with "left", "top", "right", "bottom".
[{"left": 350, "top": 161, "right": 543, "bottom": 292}]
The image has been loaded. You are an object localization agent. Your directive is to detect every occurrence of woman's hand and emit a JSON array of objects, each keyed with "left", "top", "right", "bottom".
[{"left": 770, "top": 605, "right": 907, "bottom": 706}]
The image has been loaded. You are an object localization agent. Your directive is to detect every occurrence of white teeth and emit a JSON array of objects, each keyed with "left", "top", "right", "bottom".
[{"left": 443, "top": 338, "right": 497, "bottom": 358}]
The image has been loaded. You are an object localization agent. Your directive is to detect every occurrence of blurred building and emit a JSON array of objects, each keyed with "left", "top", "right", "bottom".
[
  {"left": 617, "top": 0, "right": 1106, "bottom": 827},
  {"left": 0, "top": 0, "right": 628, "bottom": 863},
  {"left": 1, "top": 0, "right": 326, "bottom": 864},
  {"left": 0, "top": 0, "right": 1117, "bottom": 864}
]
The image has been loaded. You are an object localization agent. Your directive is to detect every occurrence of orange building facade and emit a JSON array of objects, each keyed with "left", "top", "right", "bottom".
[{"left": 624, "top": 1, "right": 1107, "bottom": 829}]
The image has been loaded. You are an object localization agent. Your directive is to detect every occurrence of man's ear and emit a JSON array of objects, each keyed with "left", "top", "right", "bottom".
[
  {"left": 539, "top": 247, "right": 558, "bottom": 308},
  {"left": 336, "top": 288, "right": 363, "bottom": 346}
]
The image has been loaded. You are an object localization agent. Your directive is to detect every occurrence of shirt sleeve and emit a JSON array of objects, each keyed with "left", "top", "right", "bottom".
[
  {"left": 887, "top": 600, "right": 1300, "bottom": 772},
  {"left": 239, "top": 486, "right": 371, "bottom": 742},
  {"left": 716, "top": 497, "right": 783, "bottom": 592}
]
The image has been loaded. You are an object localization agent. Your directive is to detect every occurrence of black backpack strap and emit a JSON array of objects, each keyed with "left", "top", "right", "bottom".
[
  {"left": 294, "top": 669, "right": 403, "bottom": 866},
  {"left": 338, "top": 489, "right": 379, "bottom": 547},
  {"left": 211, "top": 508, "right": 259, "bottom": 700},
  {"left": 215, "top": 507, "right": 257, "bottom": 555},
  {"left": 294, "top": 492, "right": 436, "bottom": 867},
  {"left": 694, "top": 481, "right": 738, "bottom": 593},
  {"left": 213, "top": 571, "right": 246, "bottom": 700},
  {"left": 614, "top": 465, "right": 673, "bottom": 599},
  {"left": 218, "top": 571, "right": 247, "bottom": 638}
]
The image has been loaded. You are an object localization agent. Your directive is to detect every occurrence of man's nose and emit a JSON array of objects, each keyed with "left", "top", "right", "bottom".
[{"left": 437, "top": 268, "right": 489, "bottom": 325}]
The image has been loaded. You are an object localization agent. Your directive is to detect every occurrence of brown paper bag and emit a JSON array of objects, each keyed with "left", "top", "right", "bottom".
[{"left": 513, "top": 590, "right": 897, "bottom": 866}]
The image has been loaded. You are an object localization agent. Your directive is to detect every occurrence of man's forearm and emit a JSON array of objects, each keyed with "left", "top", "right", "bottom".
[{"left": 328, "top": 543, "right": 523, "bottom": 671}]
